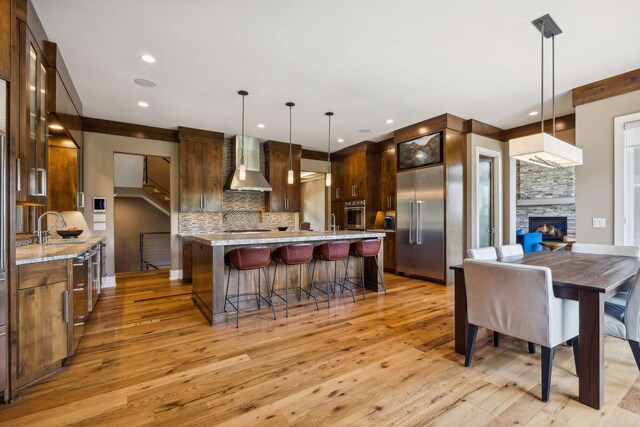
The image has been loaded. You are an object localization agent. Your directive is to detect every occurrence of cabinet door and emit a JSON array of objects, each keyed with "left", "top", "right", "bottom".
[
  {"left": 48, "top": 146, "right": 78, "bottom": 211},
  {"left": 201, "top": 139, "right": 223, "bottom": 211},
  {"left": 344, "top": 153, "right": 366, "bottom": 199},
  {"left": 179, "top": 139, "right": 204, "bottom": 212},
  {"left": 265, "top": 149, "right": 288, "bottom": 212},
  {"left": 18, "top": 281, "right": 69, "bottom": 379},
  {"left": 384, "top": 235, "right": 396, "bottom": 271},
  {"left": 381, "top": 147, "right": 397, "bottom": 211},
  {"left": 330, "top": 158, "right": 343, "bottom": 202}
]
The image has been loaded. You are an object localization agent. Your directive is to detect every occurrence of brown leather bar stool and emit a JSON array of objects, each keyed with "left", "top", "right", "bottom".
[
  {"left": 270, "top": 243, "right": 318, "bottom": 317},
  {"left": 346, "top": 239, "right": 386, "bottom": 299},
  {"left": 312, "top": 240, "right": 354, "bottom": 307},
  {"left": 224, "top": 246, "right": 276, "bottom": 328}
]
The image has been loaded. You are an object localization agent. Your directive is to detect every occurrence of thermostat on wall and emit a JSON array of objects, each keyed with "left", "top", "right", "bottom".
[{"left": 93, "top": 197, "right": 106, "bottom": 212}]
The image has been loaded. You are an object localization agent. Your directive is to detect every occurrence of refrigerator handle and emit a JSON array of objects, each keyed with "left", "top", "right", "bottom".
[
  {"left": 416, "top": 201, "right": 423, "bottom": 245},
  {"left": 408, "top": 201, "right": 414, "bottom": 244}
]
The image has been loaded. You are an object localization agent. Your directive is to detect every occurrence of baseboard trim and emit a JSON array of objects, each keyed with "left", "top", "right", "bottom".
[{"left": 102, "top": 276, "right": 117, "bottom": 288}]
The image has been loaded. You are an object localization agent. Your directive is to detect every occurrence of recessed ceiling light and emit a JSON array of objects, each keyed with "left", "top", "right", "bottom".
[
  {"left": 49, "top": 124, "right": 63, "bottom": 130},
  {"left": 337, "top": 138, "right": 344, "bottom": 143},
  {"left": 358, "top": 129, "right": 371, "bottom": 133},
  {"left": 134, "top": 78, "right": 157, "bottom": 88},
  {"left": 257, "top": 123, "right": 265, "bottom": 128},
  {"left": 529, "top": 110, "right": 539, "bottom": 116},
  {"left": 385, "top": 119, "right": 394, "bottom": 124},
  {"left": 141, "top": 54, "right": 156, "bottom": 63},
  {"left": 138, "top": 101, "right": 149, "bottom": 107}
]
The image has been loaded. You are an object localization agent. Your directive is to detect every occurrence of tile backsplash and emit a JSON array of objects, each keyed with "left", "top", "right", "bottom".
[{"left": 179, "top": 138, "right": 297, "bottom": 235}]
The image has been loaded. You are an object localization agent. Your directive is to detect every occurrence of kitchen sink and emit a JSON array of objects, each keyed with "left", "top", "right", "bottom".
[{"left": 46, "top": 240, "right": 89, "bottom": 245}]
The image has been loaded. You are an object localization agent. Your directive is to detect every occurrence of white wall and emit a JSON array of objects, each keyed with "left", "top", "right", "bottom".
[
  {"left": 83, "top": 132, "right": 179, "bottom": 283},
  {"left": 576, "top": 90, "right": 640, "bottom": 244},
  {"left": 113, "top": 153, "right": 144, "bottom": 188},
  {"left": 300, "top": 178, "right": 326, "bottom": 231}
]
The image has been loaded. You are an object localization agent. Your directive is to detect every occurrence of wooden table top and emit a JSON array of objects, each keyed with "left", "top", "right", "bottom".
[{"left": 451, "top": 251, "right": 640, "bottom": 293}]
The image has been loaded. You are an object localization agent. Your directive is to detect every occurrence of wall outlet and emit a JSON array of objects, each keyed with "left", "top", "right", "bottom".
[
  {"left": 592, "top": 218, "right": 607, "bottom": 228},
  {"left": 94, "top": 222, "right": 107, "bottom": 231}
]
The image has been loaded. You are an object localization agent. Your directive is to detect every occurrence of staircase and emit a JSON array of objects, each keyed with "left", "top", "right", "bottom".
[{"left": 142, "top": 156, "right": 171, "bottom": 211}]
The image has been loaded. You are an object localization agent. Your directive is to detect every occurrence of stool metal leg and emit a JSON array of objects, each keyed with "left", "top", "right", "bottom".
[
  {"left": 360, "top": 257, "right": 366, "bottom": 300},
  {"left": 324, "top": 260, "right": 331, "bottom": 308},
  {"left": 374, "top": 255, "right": 387, "bottom": 294},
  {"left": 306, "top": 263, "right": 319, "bottom": 311},
  {"left": 257, "top": 269, "right": 261, "bottom": 309},
  {"left": 344, "top": 258, "right": 355, "bottom": 302},
  {"left": 263, "top": 267, "right": 277, "bottom": 320},
  {"left": 224, "top": 266, "right": 232, "bottom": 312},
  {"left": 285, "top": 264, "right": 289, "bottom": 317},
  {"left": 236, "top": 269, "right": 240, "bottom": 328}
]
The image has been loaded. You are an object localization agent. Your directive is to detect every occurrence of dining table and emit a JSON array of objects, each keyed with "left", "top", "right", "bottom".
[{"left": 450, "top": 251, "right": 640, "bottom": 410}]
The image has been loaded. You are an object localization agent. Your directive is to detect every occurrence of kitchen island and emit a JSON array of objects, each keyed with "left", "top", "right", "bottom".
[{"left": 191, "top": 230, "right": 385, "bottom": 325}]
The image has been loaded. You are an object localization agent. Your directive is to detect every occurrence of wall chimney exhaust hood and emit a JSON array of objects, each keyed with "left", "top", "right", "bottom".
[{"left": 224, "top": 136, "right": 272, "bottom": 192}]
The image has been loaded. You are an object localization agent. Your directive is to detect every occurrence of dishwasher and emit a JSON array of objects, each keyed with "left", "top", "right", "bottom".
[{"left": 72, "top": 253, "right": 90, "bottom": 350}]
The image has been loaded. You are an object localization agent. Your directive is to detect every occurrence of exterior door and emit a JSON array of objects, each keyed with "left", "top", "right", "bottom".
[
  {"left": 396, "top": 170, "right": 416, "bottom": 276},
  {"left": 478, "top": 156, "right": 495, "bottom": 247}
]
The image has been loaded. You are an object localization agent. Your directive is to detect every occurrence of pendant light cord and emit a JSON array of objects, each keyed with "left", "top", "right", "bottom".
[
  {"left": 327, "top": 114, "right": 331, "bottom": 166},
  {"left": 552, "top": 34, "right": 556, "bottom": 137},
  {"left": 289, "top": 105, "right": 293, "bottom": 170},
  {"left": 241, "top": 93, "right": 245, "bottom": 166},
  {"left": 540, "top": 21, "right": 545, "bottom": 134}
]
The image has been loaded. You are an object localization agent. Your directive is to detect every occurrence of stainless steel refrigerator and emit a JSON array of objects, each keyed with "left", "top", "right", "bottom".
[{"left": 396, "top": 165, "right": 445, "bottom": 282}]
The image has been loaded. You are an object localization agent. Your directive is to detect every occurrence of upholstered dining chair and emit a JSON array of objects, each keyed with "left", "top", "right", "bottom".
[
  {"left": 572, "top": 243, "right": 640, "bottom": 308},
  {"left": 496, "top": 244, "right": 524, "bottom": 258},
  {"left": 604, "top": 268, "right": 640, "bottom": 371},
  {"left": 463, "top": 259, "right": 580, "bottom": 402},
  {"left": 467, "top": 247, "right": 497, "bottom": 260}
]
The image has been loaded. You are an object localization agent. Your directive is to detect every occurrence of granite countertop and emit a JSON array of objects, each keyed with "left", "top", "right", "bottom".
[
  {"left": 192, "top": 230, "right": 385, "bottom": 246},
  {"left": 16, "top": 236, "right": 106, "bottom": 265}
]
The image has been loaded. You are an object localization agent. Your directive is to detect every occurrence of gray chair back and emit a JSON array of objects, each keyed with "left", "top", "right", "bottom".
[
  {"left": 496, "top": 244, "right": 524, "bottom": 258},
  {"left": 467, "top": 247, "right": 497, "bottom": 260}
]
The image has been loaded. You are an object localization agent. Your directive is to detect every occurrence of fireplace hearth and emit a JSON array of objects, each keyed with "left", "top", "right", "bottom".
[{"left": 529, "top": 216, "right": 567, "bottom": 242}]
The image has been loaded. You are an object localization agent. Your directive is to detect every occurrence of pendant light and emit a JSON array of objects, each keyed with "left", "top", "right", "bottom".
[
  {"left": 286, "top": 102, "right": 295, "bottom": 184},
  {"left": 509, "top": 14, "right": 582, "bottom": 168},
  {"left": 325, "top": 112, "right": 334, "bottom": 187},
  {"left": 238, "top": 90, "right": 248, "bottom": 180}
]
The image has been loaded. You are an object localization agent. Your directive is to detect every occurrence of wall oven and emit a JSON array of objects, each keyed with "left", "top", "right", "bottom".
[{"left": 344, "top": 200, "right": 366, "bottom": 230}]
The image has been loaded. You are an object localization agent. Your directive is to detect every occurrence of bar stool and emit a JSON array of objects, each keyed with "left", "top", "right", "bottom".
[
  {"left": 312, "top": 241, "right": 354, "bottom": 307},
  {"left": 346, "top": 239, "right": 386, "bottom": 299},
  {"left": 271, "top": 243, "right": 319, "bottom": 317},
  {"left": 224, "top": 246, "right": 276, "bottom": 328}
]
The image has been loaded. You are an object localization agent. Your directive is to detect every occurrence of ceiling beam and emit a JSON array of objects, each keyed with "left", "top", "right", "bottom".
[
  {"left": 572, "top": 68, "right": 640, "bottom": 107},
  {"left": 83, "top": 117, "right": 179, "bottom": 143}
]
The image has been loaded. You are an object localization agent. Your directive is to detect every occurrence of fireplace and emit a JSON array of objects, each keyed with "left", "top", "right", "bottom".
[{"left": 529, "top": 216, "right": 567, "bottom": 242}]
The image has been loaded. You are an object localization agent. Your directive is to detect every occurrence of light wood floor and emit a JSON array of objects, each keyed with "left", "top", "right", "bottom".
[{"left": 1, "top": 273, "right": 639, "bottom": 426}]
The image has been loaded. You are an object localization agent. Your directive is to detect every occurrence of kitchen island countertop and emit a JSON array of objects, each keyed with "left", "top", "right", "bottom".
[{"left": 192, "top": 230, "right": 385, "bottom": 247}]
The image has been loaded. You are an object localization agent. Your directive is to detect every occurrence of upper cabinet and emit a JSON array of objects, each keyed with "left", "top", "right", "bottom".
[
  {"left": 17, "top": 21, "right": 48, "bottom": 206},
  {"left": 380, "top": 139, "right": 396, "bottom": 211},
  {"left": 179, "top": 127, "right": 224, "bottom": 212},
  {"left": 264, "top": 141, "right": 301, "bottom": 212},
  {"left": 0, "top": 0, "right": 10, "bottom": 80},
  {"left": 330, "top": 157, "right": 343, "bottom": 202}
]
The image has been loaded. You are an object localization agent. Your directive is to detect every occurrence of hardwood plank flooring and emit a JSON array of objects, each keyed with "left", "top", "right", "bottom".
[{"left": 1, "top": 273, "right": 639, "bottom": 426}]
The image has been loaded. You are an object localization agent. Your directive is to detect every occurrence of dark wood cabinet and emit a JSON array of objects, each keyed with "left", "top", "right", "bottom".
[
  {"left": 182, "top": 237, "right": 193, "bottom": 284},
  {"left": 264, "top": 141, "right": 301, "bottom": 212},
  {"left": 331, "top": 201, "right": 344, "bottom": 231},
  {"left": 179, "top": 127, "right": 224, "bottom": 212},
  {"left": 18, "top": 21, "right": 48, "bottom": 206},
  {"left": 330, "top": 157, "right": 343, "bottom": 202},
  {"left": 17, "top": 260, "right": 71, "bottom": 387},
  {"left": 0, "top": 0, "right": 9, "bottom": 81},
  {"left": 48, "top": 143, "right": 77, "bottom": 211},
  {"left": 384, "top": 233, "right": 396, "bottom": 272},
  {"left": 380, "top": 141, "right": 396, "bottom": 211}
]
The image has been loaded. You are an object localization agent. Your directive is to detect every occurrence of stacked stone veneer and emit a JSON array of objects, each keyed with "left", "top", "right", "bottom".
[
  {"left": 515, "top": 161, "right": 576, "bottom": 236},
  {"left": 178, "top": 139, "right": 295, "bottom": 235}
]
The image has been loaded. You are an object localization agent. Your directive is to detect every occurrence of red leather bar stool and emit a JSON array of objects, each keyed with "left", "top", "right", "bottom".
[
  {"left": 346, "top": 239, "right": 386, "bottom": 299},
  {"left": 312, "top": 240, "right": 354, "bottom": 307},
  {"left": 224, "top": 246, "right": 276, "bottom": 328},
  {"left": 270, "top": 243, "right": 318, "bottom": 317}
]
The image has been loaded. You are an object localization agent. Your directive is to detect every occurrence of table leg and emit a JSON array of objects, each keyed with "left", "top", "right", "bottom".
[
  {"left": 454, "top": 269, "right": 467, "bottom": 355},
  {"left": 578, "top": 290, "right": 605, "bottom": 409}
]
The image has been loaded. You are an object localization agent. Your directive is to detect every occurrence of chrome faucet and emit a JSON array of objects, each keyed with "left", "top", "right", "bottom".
[
  {"left": 37, "top": 211, "right": 67, "bottom": 244},
  {"left": 330, "top": 213, "right": 337, "bottom": 232}
]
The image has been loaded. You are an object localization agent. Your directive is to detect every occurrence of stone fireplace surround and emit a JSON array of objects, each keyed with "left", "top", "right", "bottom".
[{"left": 516, "top": 161, "right": 576, "bottom": 237}]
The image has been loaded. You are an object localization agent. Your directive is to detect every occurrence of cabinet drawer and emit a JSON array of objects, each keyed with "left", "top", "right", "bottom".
[{"left": 19, "top": 260, "right": 68, "bottom": 290}]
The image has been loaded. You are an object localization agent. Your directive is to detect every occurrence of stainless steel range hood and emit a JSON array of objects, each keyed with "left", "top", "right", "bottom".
[{"left": 224, "top": 136, "right": 272, "bottom": 192}]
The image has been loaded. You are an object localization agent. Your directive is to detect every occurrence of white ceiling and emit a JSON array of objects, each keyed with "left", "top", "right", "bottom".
[{"left": 33, "top": 0, "right": 640, "bottom": 151}]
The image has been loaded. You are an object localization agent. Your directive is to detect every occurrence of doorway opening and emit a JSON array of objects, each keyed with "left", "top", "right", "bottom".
[
  {"left": 300, "top": 171, "right": 326, "bottom": 231},
  {"left": 478, "top": 155, "right": 495, "bottom": 247},
  {"left": 113, "top": 153, "right": 171, "bottom": 277}
]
